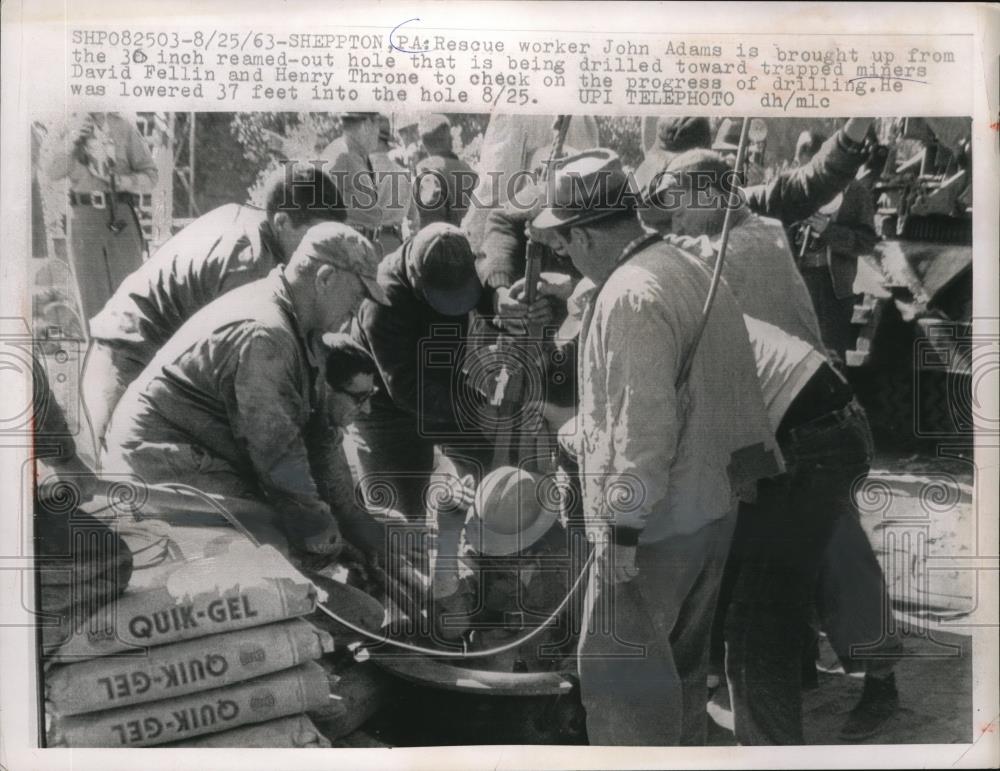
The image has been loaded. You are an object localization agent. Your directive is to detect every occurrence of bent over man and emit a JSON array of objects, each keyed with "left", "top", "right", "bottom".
[
  {"left": 83, "top": 162, "right": 346, "bottom": 445},
  {"left": 102, "top": 223, "right": 385, "bottom": 555}
]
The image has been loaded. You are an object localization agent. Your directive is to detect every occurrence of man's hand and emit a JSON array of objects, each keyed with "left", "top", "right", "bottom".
[
  {"left": 493, "top": 285, "right": 530, "bottom": 334},
  {"left": 536, "top": 272, "right": 575, "bottom": 302},
  {"left": 611, "top": 544, "right": 639, "bottom": 584},
  {"left": 507, "top": 277, "right": 556, "bottom": 330},
  {"left": 804, "top": 212, "right": 831, "bottom": 235},
  {"left": 301, "top": 520, "right": 343, "bottom": 556}
]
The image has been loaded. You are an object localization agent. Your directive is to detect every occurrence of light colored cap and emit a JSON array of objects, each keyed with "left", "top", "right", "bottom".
[{"left": 295, "top": 221, "right": 388, "bottom": 305}]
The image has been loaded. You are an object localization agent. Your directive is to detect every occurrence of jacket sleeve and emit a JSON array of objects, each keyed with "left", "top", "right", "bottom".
[
  {"left": 590, "top": 287, "right": 681, "bottom": 545},
  {"left": 230, "top": 332, "right": 337, "bottom": 546},
  {"left": 305, "top": 424, "right": 393, "bottom": 556},
  {"left": 478, "top": 206, "right": 529, "bottom": 290},
  {"left": 824, "top": 182, "right": 877, "bottom": 257},
  {"left": 743, "top": 130, "right": 868, "bottom": 226},
  {"left": 355, "top": 303, "right": 457, "bottom": 425}
]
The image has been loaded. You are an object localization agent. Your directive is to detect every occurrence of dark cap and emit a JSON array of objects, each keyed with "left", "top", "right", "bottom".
[
  {"left": 657, "top": 116, "right": 712, "bottom": 152},
  {"left": 667, "top": 148, "right": 732, "bottom": 178},
  {"left": 419, "top": 114, "right": 452, "bottom": 148},
  {"left": 652, "top": 148, "right": 738, "bottom": 201},
  {"left": 406, "top": 222, "right": 482, "bottom": 316},
  {"left": 712, "top": 118, "right": 742, "bottom": 152},
  {"left": 531, "top": 148, "right": 637, "bottom": 231}
]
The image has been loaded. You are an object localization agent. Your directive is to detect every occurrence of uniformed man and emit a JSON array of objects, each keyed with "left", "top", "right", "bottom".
[
  {"left": 102, "top": 223, "right": 386, "bottom": 555},
  {"left": 81, "top": 162, "right": 346, "bottom": 445},
  {"left": 369, "top": 115, "right": 412, "bottom": 255},
  {"left": 413, "top": 114, "right": 478, "bottom": 230},
  {"left": 532, "top": 149, "right": 777, "bottom": 746},
  {"left": 319, "top": 112, "right": 384, "bottom": 243},
  {"left": 45, "top": 112, "right": 159, "bottom": 322}
]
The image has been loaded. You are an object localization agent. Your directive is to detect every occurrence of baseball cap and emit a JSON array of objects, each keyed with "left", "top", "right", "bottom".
[
  {"left": 531, "top": 148, "right": 638, "bottom": 231},
  {"left": 294, "top": 221, "right": 388, "bottom": 305},
  {"left": 419, "top": 114, "right": 452, "bottom": 148},
  {"left": 406, "top": 222, "right": 482, "bottom": 316},
  {"left": 657, "top": 116, "right": 712, "bottom": 153}
]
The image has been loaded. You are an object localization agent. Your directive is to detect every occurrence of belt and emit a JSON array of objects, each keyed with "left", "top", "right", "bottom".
[
  {"left": 69, "top": 191, "right": 138, "bottom": 208},
  {"left": 777, "top": 362, "right": 854, "bottom": 440}
]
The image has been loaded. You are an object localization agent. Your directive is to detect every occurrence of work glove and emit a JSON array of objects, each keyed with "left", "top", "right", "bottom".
[{"left": 301, "top": 518, "right": 343, "bottom": 556}]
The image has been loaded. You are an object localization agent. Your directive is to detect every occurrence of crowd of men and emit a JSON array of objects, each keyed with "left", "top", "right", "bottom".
[{"left": 61, "top": 111, "right": 901, "bottom": 746}]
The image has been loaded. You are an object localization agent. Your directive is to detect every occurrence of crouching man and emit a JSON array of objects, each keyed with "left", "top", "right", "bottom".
[
  {"left": 431, "top": 466, "right": 575, "bottom": 665},
  {"left": 102, "top": 223, "right": 386, "bottom": 556}
]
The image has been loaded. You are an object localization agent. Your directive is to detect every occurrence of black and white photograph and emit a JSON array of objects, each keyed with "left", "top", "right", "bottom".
[{"left": 2, "top": 3, "right": 997, "bottom": 769}]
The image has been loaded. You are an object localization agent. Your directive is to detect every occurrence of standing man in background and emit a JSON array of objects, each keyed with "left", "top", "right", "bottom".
[
  {"left": 81, "top": 162, "right": 346, "bottom": 446},
  {"left": 369, "top": 115, "right": 413, "bottom": 255},
  {"left": 413, "top": 114, "right": 478, "bottom": 230},
  {"left": 46, "top": 112, "right": 158, "bottom": 324},
  {"left": 320, "top": 112, "right": 384, "bottom": 247},
  {"left": 790, "top": 130, "right": 878, "bottom": 363}
]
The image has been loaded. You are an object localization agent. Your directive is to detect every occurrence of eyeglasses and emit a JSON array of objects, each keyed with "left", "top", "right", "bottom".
[{"left": 335, "top": 385, "right": 378, "bottom": 406}]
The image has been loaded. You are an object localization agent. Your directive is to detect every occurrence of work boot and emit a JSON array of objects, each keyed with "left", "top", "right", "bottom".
[{"left": 840, "top": 671, "right": 899, "bottom": 740}]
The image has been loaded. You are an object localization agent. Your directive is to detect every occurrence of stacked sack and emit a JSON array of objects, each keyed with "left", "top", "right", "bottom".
[{"left": 45, "top": 544, "right": 342, "bottom": 748}]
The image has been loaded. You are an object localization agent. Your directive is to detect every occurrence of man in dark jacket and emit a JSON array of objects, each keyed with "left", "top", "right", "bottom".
[
  {"left": 789, "top": 130, "right": 878, "bottom": 361},
  {"left": 82, "top": 162, "right": 346, "bottom": 445},
  {"left": 349, "top": 222, "right": 491, "bottom": 520}
]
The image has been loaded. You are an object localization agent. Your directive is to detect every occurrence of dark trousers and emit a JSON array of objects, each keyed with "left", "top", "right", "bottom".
[
  {"left": 800, "top": 267, "right": 859, "bottom": 362},
  {"left": 68, "top": 202, "right": 144, "bottom": 323},
  {"left": 578, "top": 513, "right": 737, "bottom": 746},
  {"left": 818, "top": 512, "right": 902, "bottom": 676},
  {"left": 724, "top": 400, "right": 874, "bottom": 744}
]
